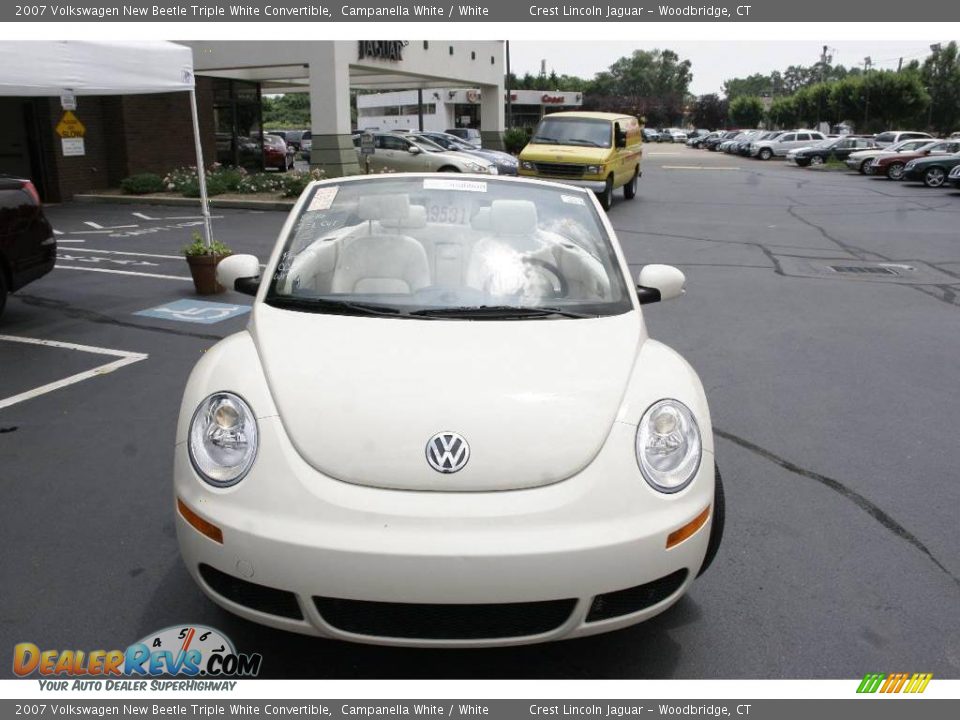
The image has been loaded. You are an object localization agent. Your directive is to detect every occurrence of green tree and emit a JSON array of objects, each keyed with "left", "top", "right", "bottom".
[
  {"left": 922, "top": 41, "right": 960, "bottom": 134},
  {"left": 723, "top": 73, "right": 772, "bottom": 100},
  {"left": 691, "top": 93, "right": 728, "bottom": 129},
  {"left": 767, "top": 96, "right": 799, "bottom": 128},
  {"left": 728, "top": 96, "right": 765, "bottom": 128},
  {"left": 583, "top": 48, "right": 693, "bottom": 126}
]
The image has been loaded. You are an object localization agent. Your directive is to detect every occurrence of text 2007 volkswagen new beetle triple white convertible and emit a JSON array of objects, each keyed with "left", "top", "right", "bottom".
[{"left": 174, "top": 173, "right": 724, "bottom": 647}]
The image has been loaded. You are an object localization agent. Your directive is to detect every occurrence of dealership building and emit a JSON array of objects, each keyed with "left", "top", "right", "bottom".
[
  {"left": 357, "top": 88, "right": 583, "bottom": 133},
  {"left": 0, "top": 41, "right": 505, "bottom": 201}
]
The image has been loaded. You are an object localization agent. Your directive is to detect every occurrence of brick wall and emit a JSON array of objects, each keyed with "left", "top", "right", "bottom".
[{"left": 42, "top": 77, "right": 217, "bottom": 201}]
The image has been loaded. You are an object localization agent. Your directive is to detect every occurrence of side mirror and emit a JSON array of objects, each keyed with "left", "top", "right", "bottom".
[
  {"left": 615, "top": 132, "right": 627, "bottom": 148},
  {"left": 408, "top": 145, "right": 422, "bottom": 154},
  {"left": 636, "top": 264, "right": 686, "bottom": 304},
  {"left": 217, "top": 254, "right": 261, "bottom": 296}
]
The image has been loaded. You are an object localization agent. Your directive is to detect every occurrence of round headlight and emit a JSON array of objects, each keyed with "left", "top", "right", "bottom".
[
  {"left": 585, "top": 165, "right": 602, "bottom": 175},
  {"left": 635, "top": 399, "right": 702, "bottom": 493},
  {"left": 520, "top": 160, "right": 535, "bottom": 170},
  {"left": 188, "top": 392, "right": 259, "bottom": 487}
]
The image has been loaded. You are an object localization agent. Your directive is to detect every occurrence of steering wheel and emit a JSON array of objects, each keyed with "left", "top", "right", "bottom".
[{"left": 522, "top": 257, "right": 568, "bottom": 298}]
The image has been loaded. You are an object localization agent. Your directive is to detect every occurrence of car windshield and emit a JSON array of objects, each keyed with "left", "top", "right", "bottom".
[
  {"left": 266, "top": 177, "right": 633, "bottom": 319},
  {"left": 408, "top": 136, "right": 446, "bottom": 152},
  {"left": 532, "top": 117, "right": 612, "bottom": 148}
]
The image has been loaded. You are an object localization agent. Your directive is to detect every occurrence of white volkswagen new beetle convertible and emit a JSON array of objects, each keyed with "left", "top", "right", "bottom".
[{"left": 174, "top": 173, "right": 724, "bottom": 647}]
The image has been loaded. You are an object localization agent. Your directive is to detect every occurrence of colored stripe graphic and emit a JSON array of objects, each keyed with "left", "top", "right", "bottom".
[{"left": 857, "top": 672, "right": 932, "bottom": 693}]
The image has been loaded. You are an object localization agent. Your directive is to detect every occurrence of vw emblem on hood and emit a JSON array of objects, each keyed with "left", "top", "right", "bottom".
[{"left": 426, "top": 432, "right": 470, "bottom": 474}]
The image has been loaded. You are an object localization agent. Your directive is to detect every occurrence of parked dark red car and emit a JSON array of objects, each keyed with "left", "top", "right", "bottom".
[
  {"left": 0, "top": 176, "right": 55, "bottom": 319},
  {"left": 869, "top": 140, "right": 957, "bottom": 180},
  {"left": 263, "top": 134, "right": 293, "bottom": 172}
]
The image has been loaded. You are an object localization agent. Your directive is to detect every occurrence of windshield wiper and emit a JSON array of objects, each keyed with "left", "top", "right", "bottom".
[
  {"left": 566, "top": 138, "right": 603, "bottom": 147},
  {"left": 410, "top": 305, "right": 595, "bottom": 319},
  {"left": 532, "top": 136, "right": 558, "bottom": 144},
  {"left": 266, "top": 295, "right": 403, "bottom": 317}
]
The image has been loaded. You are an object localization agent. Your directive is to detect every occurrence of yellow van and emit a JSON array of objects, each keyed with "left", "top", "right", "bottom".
[{"left": 518, "top": 111, "right": 642, "bottom": 210}]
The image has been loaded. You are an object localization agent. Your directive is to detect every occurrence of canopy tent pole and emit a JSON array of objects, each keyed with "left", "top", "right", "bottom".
[{"left": 188, "top": 87, "right": 214, "bottom": 249}]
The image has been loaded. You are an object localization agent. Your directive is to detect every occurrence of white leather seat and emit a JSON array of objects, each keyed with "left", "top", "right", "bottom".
[
  {"left": 331, "top": 194, "right": 431, "bottom": 295},
  {"left": 465, "top": 200, "right": 554, "bottom": 296}
]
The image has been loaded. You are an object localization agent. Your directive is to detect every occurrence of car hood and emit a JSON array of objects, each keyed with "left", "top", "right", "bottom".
[
  {"left": 251, "top": 305, "right": 642, "bottom": 491},
  {"left": 520, "top": 143, "right": 610, "bottom": 164},
  {"left": 906, "top": 153, "right": 960, "bottom": 168},
  {"left": 877, "top": 151, "right": 924, "bottom": 163}
]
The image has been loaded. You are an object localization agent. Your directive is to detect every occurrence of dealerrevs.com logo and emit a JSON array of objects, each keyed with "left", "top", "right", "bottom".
[
  {"left": 13, "top": 625, "right": 262, "bottom": 688},
  {"left": 857, "top": 672, "right": 933, "bottom": 694}
]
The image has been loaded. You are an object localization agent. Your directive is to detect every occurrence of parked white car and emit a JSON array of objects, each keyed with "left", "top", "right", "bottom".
[
  {"left": 751, "top": 130, "right": 826, "bottom": 160},
  {"left": 174, "top": 174, "right": 724, "bottom": 647},
  {"left": 872, "top": 130, "right": 932, "bottom": 148},
  {"left": 661, "top": 128, "right": 689, "bottom": 143}
]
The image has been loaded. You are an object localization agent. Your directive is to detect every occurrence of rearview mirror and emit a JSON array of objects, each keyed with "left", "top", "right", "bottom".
[
  {"left": 217, "top": 254, "right": 261, "bottom": 296},
  {"left": 636, "top": 264, "right": 686, "bottom": 304}
]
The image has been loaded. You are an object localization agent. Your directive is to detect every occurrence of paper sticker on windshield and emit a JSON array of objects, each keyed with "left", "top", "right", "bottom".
[
  {"left": 423, "top": 178, "right": 487, "bottom": 193},
  {"left": 561, "top": 194, "right": 586, "bottom": 206},
  {"left": 307, "top": 186, "right": 339, "bottom": 212}
]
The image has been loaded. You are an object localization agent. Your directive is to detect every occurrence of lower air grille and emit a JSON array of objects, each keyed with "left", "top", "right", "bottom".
[
  {"left": 314, "top": 596, "right": 576, "bottom": 640},
  {"left": 534, "top": 162, "right": 586, "bottom": 179},
  {"left": 586, "top": 570, "right": 688, "bottom": 622},
  {"left": 199, "top": 564, "right": 303, "bottom": 620}
]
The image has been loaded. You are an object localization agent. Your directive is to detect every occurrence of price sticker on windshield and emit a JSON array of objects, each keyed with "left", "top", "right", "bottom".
[
  {"left": 307, "top": 186, "right": 339, "bottom": 212},
  {"left": 423, "top": 178, "right": 487, "bottom": 193}
]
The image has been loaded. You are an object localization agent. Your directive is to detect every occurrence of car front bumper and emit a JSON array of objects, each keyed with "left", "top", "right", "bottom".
[{"left": 175, "top": 418, "right": 714, "bottom": 647}]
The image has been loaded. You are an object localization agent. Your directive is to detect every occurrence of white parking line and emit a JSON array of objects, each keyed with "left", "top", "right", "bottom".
[
  {"left": 59, "top": 247, "right": 183, "bottom": 260},
  {"left": 132, "top": 212, "right": 224, "bottom": 221},
  {"left": 661, "top": 166, "right": 742, "bottom": 170},
  {"left": 84, "top": 221, "right": 138, "bottom": 230},
  {"left": 55, "top": 266, "right": 192, "bottom": 281},
  {"left": 57, "top": 239, "right": 86, "bottom": 244},
  {"left": 0, "top": 335, "right": 148, "bottom": 411}
]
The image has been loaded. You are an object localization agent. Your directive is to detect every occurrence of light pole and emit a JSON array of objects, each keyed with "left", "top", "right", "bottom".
[
  {"left": 927, "top": 44, "right": 941, "bottom": 133},
  {"left": 862, "top": 56, "right": 872, "bottom": 129}
]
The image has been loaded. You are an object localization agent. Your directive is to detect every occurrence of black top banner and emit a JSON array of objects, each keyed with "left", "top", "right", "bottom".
[{"left": 4, "top": 0, "right": 958, "bottom": 22}]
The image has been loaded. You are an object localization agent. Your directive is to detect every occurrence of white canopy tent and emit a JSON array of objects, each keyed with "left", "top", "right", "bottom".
[{"left": 0, "top": 40, "right": 213, "bottom": 246}]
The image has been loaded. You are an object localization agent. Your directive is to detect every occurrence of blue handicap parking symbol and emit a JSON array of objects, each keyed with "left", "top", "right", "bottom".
[{"left": 135, "top": 299, "right": 251, "bottom": 325}]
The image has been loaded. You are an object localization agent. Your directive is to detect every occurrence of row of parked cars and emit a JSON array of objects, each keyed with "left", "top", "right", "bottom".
[{"left": 687, "top": 126, "right": 960, "bottom": 189}]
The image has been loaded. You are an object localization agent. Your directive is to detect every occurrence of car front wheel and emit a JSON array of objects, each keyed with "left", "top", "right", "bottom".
[
  {"left": 598, "top": 175, "right": 614, "bottom": 210},
  {"left": 623, "top": 167, "right": 638, "bottom": 200},
  {"left": 759, "top": 148, "right": 773, "bottom": 161},
  {"left": 861, "top": 159, "right": 874, "bottom": 174},
  {"left": 923, "top": 167, "right": 947, "bottom": 188},
  {"left": 886, "top": 162, "right": 905, "bottom": 180},
  {"left": 809, "top": 155, "right": 825, "bottom": 166},
  {"left": 697, "top": 462, "right": 725, "bottom": 577}
]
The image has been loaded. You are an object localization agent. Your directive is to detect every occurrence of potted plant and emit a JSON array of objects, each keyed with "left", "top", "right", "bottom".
[{"left": 183, "top": 231, "right": 232, "bottom": 295}]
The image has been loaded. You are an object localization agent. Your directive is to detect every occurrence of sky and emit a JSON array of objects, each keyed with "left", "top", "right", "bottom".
[{"left": 509, "top": 41, "right": 945, "bottom": 95}]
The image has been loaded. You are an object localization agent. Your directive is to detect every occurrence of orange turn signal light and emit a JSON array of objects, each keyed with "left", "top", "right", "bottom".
[
  {"left": 177, "top": 498, "right": 223, "bottom": 544},
  {"left": 666, "top": 505, "right": 711, "bottom": 549}
]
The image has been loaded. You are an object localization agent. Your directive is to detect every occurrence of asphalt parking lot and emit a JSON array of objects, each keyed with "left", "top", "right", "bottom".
[{"left": 2, "top": 145, "right": 959, "bottom": 679}]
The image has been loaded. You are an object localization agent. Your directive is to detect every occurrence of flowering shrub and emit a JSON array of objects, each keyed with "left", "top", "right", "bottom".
[
  {"left": 160, "top": 164, "right": 326, "bottom": 198},
  {"left": 238, "top": 173, "right": 285, "bottom": 194}
]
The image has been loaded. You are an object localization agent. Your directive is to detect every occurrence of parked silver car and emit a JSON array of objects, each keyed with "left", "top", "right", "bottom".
[
  {"left": 353, "top": 132, "right": 497, "bottom": 174},
  {"left": 751, "top": 130, "right": 826, "bottom": 160}
]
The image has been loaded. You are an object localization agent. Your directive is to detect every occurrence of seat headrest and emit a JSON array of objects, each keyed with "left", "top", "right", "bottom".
[
  {"left": 470, "top": 207, "right": 491, "bottom": 231},
  {"left": 357, "top": 193, "right": 410, "bottom": 222},
  {"left": 490, "top": 200, "right": 538, "bottom": 236},
  {"left": 380, "top": 204, "right": 427, "bottom": 229}
]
